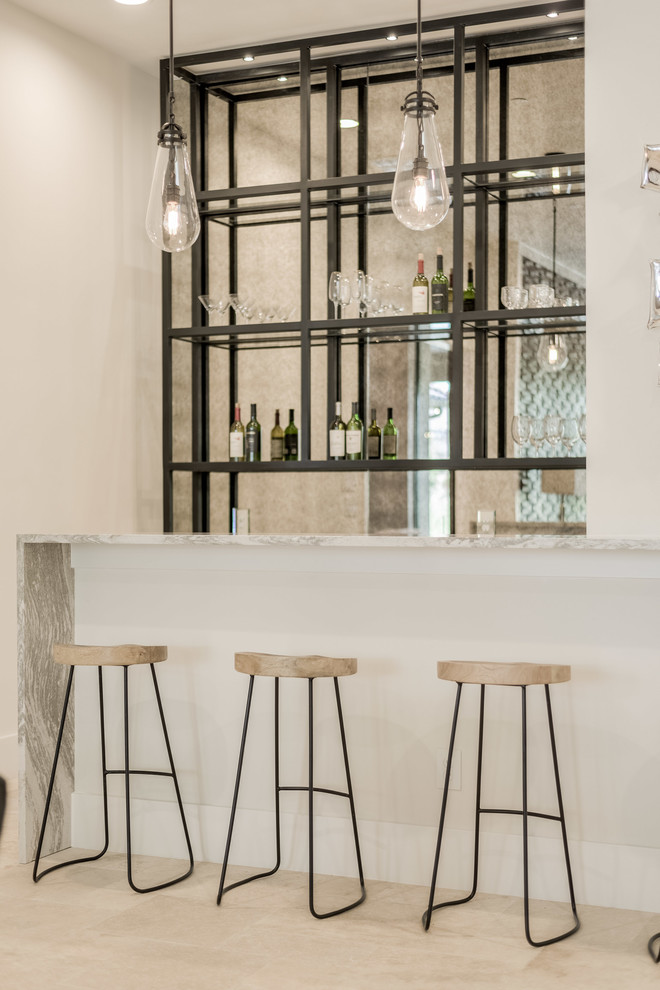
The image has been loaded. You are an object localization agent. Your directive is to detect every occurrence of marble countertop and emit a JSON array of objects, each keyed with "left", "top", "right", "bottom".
[{"left": 16, "top": 533, "right": 660, "bottom": 551}]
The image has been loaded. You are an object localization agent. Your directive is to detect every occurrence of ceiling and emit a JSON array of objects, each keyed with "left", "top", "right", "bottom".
[{"left": 8, "top": 0, "right": 561, "bottom": 75}]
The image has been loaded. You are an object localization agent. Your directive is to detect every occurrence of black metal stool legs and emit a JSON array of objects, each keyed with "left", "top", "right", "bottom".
[
  {"left": 218, "top": 675, "right": 365, "bottom": 918},
  {"left": 521, "top": 684, "right": 580, "bottom": 947},
  {"left": 217, "top": 675, "right": 282, "bottom": 904},
  {"left": 424, "top": 682, "right": 579, "bottom": 946},
  {"left": 424, "top": 682, "right": 486, "bottom": 929},
  {"left": 34, "top": 666, "right": 110, "bottom": 882},
  {"left": 308, "top": 677, "right": 366, "bottom": 919},
  {"left": 34, "top": 663, "right": 193, "bottom": 892},
  {"left": 124, "top": 664, "right": 194, "bottom": 893}
]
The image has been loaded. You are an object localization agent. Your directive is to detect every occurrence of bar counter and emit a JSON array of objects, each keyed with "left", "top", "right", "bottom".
[{"left": 17, "top": 533, "right": 660, "bottom": 913}]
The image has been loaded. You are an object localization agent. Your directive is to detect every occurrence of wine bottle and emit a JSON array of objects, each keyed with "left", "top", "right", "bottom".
[
  {"left": 270, "top": 409, "right": 284, "bottom": 461},
  {"left": 412, "top": 253, "right": 429, "bottom": 314},
  {"left": 284, "top": 408, "right": 298, "bottom": 461},
  {"left": 367, "top": 409, "right": 381, "bottom": 460},
  {"left": 229, "top": 403, "right": 245, "bottom": 462},
  {"left": 448, "top": 269, "right": 454, "bottom": 312},
  {"left": 346, "top": 402, "right": 363, "bottom": 460},
  {"left": 245, "top": 403, "right": 261, "bottom": 462},
  {"left": 383, "top": 407, "right": 398, "bottom": 460},
  {"left": 328, "top": 401, "right": 346, "bottom": 460},
  {"left": 463, "top": 262, "right": 476, "bottom": 311},
  {"left": 431, "top": 248, "right": 449, "bottom": 314}
]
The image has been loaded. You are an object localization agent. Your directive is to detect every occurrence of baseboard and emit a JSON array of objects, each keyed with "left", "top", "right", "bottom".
[
  {"left": 0, "top": 734, "right": 17, "bottom": 782},
  {"left": 70, "top": 792, "right": 660, "bottom": 914}
]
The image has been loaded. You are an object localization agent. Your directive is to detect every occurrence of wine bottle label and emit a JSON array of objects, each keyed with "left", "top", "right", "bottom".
[
  {"left": 270, "top": 437, "right": 284, "bottom": 460},
  {"left": 346, "top": 431, "right": 362, "bottom": 455},
  {"left": 383, "top": 435, "right": 397, "bottom": 457},
  {"left": 329, "top": 429, "right": 345, "bottom": 456},
  {"left": 367, "top": 435, "right": 380, "bottom": 459},
  {"left": 246, "top": 431, "right": 260, "bottom": 455},
  {"left": 463, "top": 297, "right": 475, "bottom": 311},
  {"left": 412, "top": 285, "right": 428, "bottom": 314},
  {"left": 285, "top": 434, "right": 298, "bottom": 457},
  {"left": 230, "top": 432, "right": 244, "bottom": 457},
  {"left": 431, "top": 284, "right": 449, "bottom": 313}
]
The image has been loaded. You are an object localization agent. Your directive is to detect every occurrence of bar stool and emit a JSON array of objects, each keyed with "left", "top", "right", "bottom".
[
  {"left": 33, "top": 644, "right": 194, "bottom": 893},
  {"left": 424, "top": 660, "right": 580, "bottom": 946},
  {"left": 217, "top": 651, "right": 366, "bottom": 918}
]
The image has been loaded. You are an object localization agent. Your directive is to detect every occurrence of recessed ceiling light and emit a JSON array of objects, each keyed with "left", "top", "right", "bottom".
[
  {"left": 339, "top": 119, "right": 359, "bottom": 129},
  {"left": 512, "top": 170, "right": 537, "bottom": 178},
  {"left": 568, "top": 35, "right": 579, "bottom": 41},
  {"left": 386, "top": 32, "right": 398, "bottom": 41},
  {"left": 277, "top": 76, "right": 288, "bottom": 82},
  {"left": 243, "top": 54, "right": 255, "bottom": 62},
  {"left": 114, "top": 0, "right": 150, "bottom": 4},
  {"left": 546, "top": 10, "right": 559, "bottom": 17}
]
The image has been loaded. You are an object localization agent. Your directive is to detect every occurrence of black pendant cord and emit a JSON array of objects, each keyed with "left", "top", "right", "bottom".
[
  {"left": 168, "top": 0, "right": 175, "bottom": 126},
  {"left": 416, "top": 0, "right": 424, "bottom": 157}
]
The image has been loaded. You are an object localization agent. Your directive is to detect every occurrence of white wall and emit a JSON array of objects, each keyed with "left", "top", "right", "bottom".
[
  {"left": 0, "top": 0, "right": 162, "bottom": 777},
  {"left": 585, "top": 0, "right": 660, "bottom": 536}
]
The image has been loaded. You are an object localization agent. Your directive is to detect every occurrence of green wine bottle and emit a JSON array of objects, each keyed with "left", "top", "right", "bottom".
[
  {"left": 463, "top": 263, "right": 476, "bottom": 311},
  {"left": 229, "top": 402, "right": 245, "bottom": 462},
  {"left": 431, "top": 247, "right": 449, "bottom": 314},
  {"left": 412, "top": 253, "right": 429, "bottom": 314},
  {"left": 367, "top": 408, "right": 381, "bottom": 460},
  {"left": 328, "top": 401, "right": 346, "bottom": 460},
  {"left": 346, "top": 402, "right": 363, "bottom": 460},
  {"left": 270, "top": 409, "right": 284, "bottom": 461},
  {"left": 284, "top": 408, "right": 298, "bottom": 461},
  {"left": 245, "top": 403, "right": 261, "bottom": 462},
  {"left": 383, "top": 407, "right": 398, "bottom": 460},
  {"left": 448, "top": 269, "right": 454, "bottom": 312}
]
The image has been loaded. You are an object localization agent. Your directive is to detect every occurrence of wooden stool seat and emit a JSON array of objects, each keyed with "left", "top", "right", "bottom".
[
  {"left": 437, "top": 660, "right": 571, "bottom": 687},
  {"left": 53, "top": 644, "right": 167, "bottom": 667},
  {"left": 235, "top": 652, "right": 357, "bottom": 679}
]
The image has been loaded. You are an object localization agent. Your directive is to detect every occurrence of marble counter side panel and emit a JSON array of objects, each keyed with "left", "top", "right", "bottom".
[{"left": 17, "top": 541, "right": 74, "bottom": 863}]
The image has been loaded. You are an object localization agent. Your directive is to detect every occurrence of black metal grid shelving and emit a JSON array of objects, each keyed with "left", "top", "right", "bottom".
[{"left": 162, "top": 0, "right": 586, "bottom": 532}]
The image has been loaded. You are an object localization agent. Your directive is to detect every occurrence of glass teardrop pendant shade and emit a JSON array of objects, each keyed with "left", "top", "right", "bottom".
[
  {"left": 537, "top": 333, "right": 569, "bottom": 372},
  {"left": 146, "top": 138, "right": 200, "bottom": 252},
  {"left": 391, "top": 108, "right": 450, "bottom": 231}
]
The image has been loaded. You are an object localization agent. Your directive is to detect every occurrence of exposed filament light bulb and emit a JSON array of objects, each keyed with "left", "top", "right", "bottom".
[
  {"left": 538, "top": 333, "right": 568, "bottom": 372},
  {"left": 392, "top": 93, "right": 450, "bottom": 230}
]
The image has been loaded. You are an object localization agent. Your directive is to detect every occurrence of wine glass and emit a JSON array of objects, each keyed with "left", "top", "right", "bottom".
[
  {"left": 529, "top": 417, "right": 546, "bottom": 453},
  {"left": 349, "top": 270, "right": 366, "bottom": 316},
  {"left": 328, "top": 271, "right": 342, "bottom": 319},
  {"left": 511, "top": 414, "right": 531, "bottom": 450},
  {"left": 578, "top": 414, "right": 587, "bottom": 445},
  {"left": 339, "top": 276, "right": 352, "bottom": 317},
  {"left": 544, "top": 414, "right": 562, "bottom": 452},
  {"left": 364, "top": 275, "right": 381, "bottom": 317},
  {"left": 390, "top": 284, "right": 406, "bottom": 316},
  {"left": 561, "top": 417, "right": 579, "bottom": 453}
]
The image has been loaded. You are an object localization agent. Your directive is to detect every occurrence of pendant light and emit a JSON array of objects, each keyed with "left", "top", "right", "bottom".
[
  {"left": 391, "top": 0, "right": 450, "bottom": 231},
  {"left": 145, "top": 0, "right": 200, "bottom": 252},
  {"left": 537, "top": 186, "right": 568, "bottom": 372}
]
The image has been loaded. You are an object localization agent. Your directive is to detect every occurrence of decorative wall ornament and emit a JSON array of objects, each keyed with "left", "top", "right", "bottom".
[
  {"left": 641, "top": 145, "right": 660, "bottom": 191},
  {"left": 648, "top": 260, "right": 660, "bottom": 330}
]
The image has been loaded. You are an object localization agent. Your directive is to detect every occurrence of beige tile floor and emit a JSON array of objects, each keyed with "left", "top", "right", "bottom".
[{"left": 2, "top": 780, "right": 660, "bottom": 989}]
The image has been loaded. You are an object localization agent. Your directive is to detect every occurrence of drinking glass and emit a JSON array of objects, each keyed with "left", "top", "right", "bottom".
[
  {"left": 544, "top": 414, "right": 562, "bottom": 451},
  {"left": 349, "top": 270, "right": 366, "bottom": 316},
  {"left": 501, "top": 286, "right": 528, "bottom": 310},
  {"left": 328, "top": 271, "right": 342, "bottom": 319},
  {"left": 390, "top": 284, "right": 406, "bottom": 315},
  {"left": 530, "top": 283, "right": 555, "bottom": 307},
  {"left": 511, "top": 414, "right": 531, "bottom": 449},
  {"left": 561, "top": 417, "right": 579, "bottom": 452},
  {"left": 364, "top": 275, "right": 381, "bottom": 316},
  {"left": 339, "top": 276, "right": 352, "bottom": 317},
  {"left": 578, "top": 414, "right": 587, "bottom": 444},
  {"left": 529, "top": 417, "right": 546, "bottom": 453}
]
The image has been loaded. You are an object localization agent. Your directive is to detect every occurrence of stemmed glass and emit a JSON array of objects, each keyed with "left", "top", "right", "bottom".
[
  {"left": 390, "top": 285, "right": 406, "bottom": 316},
  {"left": 578, "top": 414, "right": 587, "bottom": 445},
  {"left": 328, "top": 271, "right": 342, "bottom": 319},
  {"left": 363, "top": 275, "right": 382, "bottom": 317},
  {"left": 529, "top": 417, "right": 546, "bottom": 454},
  {"left": 561, "top": 418, "right": 579, "bottom": 453},
  {"left": 544, "top": 414, "right": 562, "bottom": 453},
  {"left": 339, "top": 276, "right": 352, "bottom": 317},
  {"left": 198, "top": 295, "right": 229, "bottom": 322},
  {"left": 349, "top": 270, "right": 366, "bottom": 317},
  {"left": 511, "top": 414, "right": 531, "bottom": 451}
]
